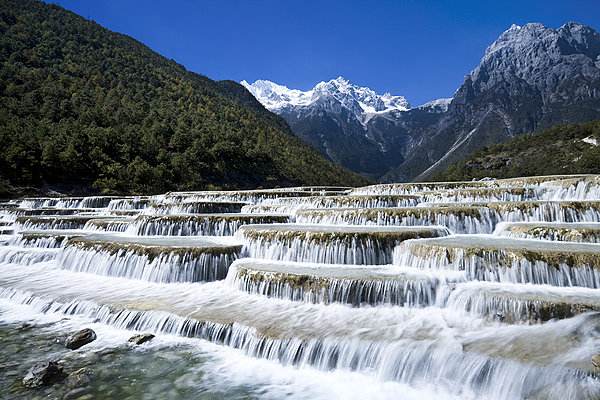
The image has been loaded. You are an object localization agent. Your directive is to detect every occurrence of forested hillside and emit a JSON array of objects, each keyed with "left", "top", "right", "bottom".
[
  {"left": 0, "top": 0, "right": 366, "bottom": 197},
  {"left": 432, "top": 121, "right": 600, "bottom": 181}
]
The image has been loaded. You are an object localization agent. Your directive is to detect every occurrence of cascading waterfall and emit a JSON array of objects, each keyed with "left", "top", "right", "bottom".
[
  {"left": 540, "top": 177, "right": 600, "bottom": 200},
  {"left": 393, "top": 236, "right": 600, "bottom": 288},
  {"left": 418, "top": 187, "right": 545, "bottom": 203},
  {"left": 237, "top": 224, "right": 449, "bottom": 264},
  {"left": 83, "top": 218, "right": 132, "bottom": 232},
  {"left": 2, "top": 177, "right": 600, "bottom": 400},
  {"left": 489, "top": 201, "right": 600, "bottom": 224},
  {"left": 107, "top": 197, "right": 151, "bottom": 210},
  {"left": 149, "top": 200, "right": 247, "bottom": 215},
  {"left": 227, "top": 259, "right": 463, "bottom": 307},
  {"left": 0, "top": 282, "right": 597, "bottom": 400},
  {"left": 297, "top": 207, "right": 497, "bottom": 234},
  {"left": 261, "top": 195, "right": 421, "bottom": 208},
  {"left": 446, "top": 281, "right": 600, "bottom": 323},
  {"left": 0, "top": 245, "right": 59, "bottom": 265},
  {"left": 494, "top": 222, "right": 600, "bottom": 243},
  {"left": 15, "top": 216, "right": 99, "bottom": 231},
  {"left": 58, "top": 236, "right": 243, "bottom": 283},
  {"left": 130, "top": 214, "right": 291, "bottom": 236}
]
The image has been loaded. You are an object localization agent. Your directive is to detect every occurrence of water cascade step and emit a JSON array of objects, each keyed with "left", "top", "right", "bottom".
[
  {"left": 8, "top": 230, "right": 88, "bottom": 248},
  {"left": 0, "top": 266, "right": 597, "bottom": 400},
  {"left": 58, "top": 234, "right": 243, "bottom": 282},
  {"left": 160, "top": 189, "right": 344, "bottom": 205},
  {"left": 149, "top": 200, "right": 248, "bottom": 215},
  {"left": 262, "top": 194, "right": 421, "bottom": 209},
  {"left": 237, "top": 223, "right": 449, "bottom": 264},
  {"left": 446, "top": 281, "right": 600, "bottom": 322},
  {"left": 394, "top": 235, "right": 600, "bottom": 287},
  {"left": 296, "top": 206, "right": 496, "bottom": 234},
  {"left": 227, "top": 258, "right": 464, "bottom": 306},
  {"left": 83, "top": 217, "right": 133, "bottom": 232},
  {"left": 418, "top": 187, "right": 544, "bottom": 203},
  {"left": 130, "top": 214, "right": 291, "bottom": 236},
  {"left": 2, "top": 175, "right": 600, "bottom": 400},
  {"left": 494, "top": 222, "right": 600, "bottom": 242},
  {"left": 107, "top": 197, "right": 151, "bottom": 211},
  {"left": 15, "top": 215, "right": 117, "bottom": 231}
]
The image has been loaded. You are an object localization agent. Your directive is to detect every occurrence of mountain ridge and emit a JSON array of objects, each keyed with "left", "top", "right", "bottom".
[
  {"left": 243, "top": 21, "right": 600, "bottom": 182},
  {"left": 431, "top": 120, "right": 600, "bottom": 181},
  {"left": 0, "top": 0, "right": 367, "bottom": 197}
]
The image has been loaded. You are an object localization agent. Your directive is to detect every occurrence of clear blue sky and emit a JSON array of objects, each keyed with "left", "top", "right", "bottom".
[{"left": 50, "top": 0, "right": 600, "bottom": 105}]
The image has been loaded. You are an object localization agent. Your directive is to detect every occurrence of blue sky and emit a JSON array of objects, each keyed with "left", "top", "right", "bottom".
[{"left": 51, "top": 0, "right": 600, "bottom": 105}]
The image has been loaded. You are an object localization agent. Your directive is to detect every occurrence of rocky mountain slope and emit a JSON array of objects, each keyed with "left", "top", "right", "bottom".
[
  {"left": 0, "top": 0, "right": 366, "bottom": 197},
  {"left": 245, "top": 22, "right": 600, "bottom": 182},
  {"left": 431, "top": 120, "right": 600, "bottom": 181},
  {"left": 242, "top": 77, "right": 412, "bottom": 178}
]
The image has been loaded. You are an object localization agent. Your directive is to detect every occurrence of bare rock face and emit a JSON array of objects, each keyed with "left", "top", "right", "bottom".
[
  {"left": 22, "top": 361, "right": 66, "bottom": 388},
  {"left": 65, "top": 328, "right": 97, "bottom": 350},
  {"left": 128, "top": 333, "right": 155, "bottom": 345},
  {"left": 593, "top": 354, "right": 600, "bottom": 372},
  {"left": 388, "top": 22, "right": 600, "bottom": 181}
]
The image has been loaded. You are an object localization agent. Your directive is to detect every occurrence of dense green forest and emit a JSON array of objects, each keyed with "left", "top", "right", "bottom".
[
  {"left": 0, "top": 0, "right": 367, "bottom": 197},
  {"left": 432, "top": 121, "right": 600, "bottom": 181}
]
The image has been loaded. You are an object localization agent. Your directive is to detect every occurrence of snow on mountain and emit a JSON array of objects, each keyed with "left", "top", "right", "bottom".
[
  {"left": 417, "top": 97, "right": 453, "bottom": 112},
  {"left": 241, "top": 76, "right": 409, "bottom": 124}
]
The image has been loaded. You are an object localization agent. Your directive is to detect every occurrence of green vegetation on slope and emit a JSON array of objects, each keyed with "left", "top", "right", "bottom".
[
  {"left": 0, "top": 0, "right": 367, "bottom": 196},
  {"left": 432, "top": 121, "right": 600, "bottom": 181}
]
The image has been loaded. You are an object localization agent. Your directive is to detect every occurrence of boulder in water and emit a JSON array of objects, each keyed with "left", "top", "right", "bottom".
[
  {"left": 593, "top": 354, "right": 600, "bottom": 372},
  {"left": 128, "top": 333, "right": 155, "bottom": 345},
  {"left": 66, "top": 367, "right": 94, "bottom": 388},
  {"left": 22, "top": 361, "right": 66, "bottom": 388},
  {"left": 65, "top": 328, "right": 97, "bottom": 350}
]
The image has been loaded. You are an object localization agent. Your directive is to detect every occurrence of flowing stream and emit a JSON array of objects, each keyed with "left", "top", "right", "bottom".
[{"left": 1, "top": 177, "right": 600, "bottom": 399}]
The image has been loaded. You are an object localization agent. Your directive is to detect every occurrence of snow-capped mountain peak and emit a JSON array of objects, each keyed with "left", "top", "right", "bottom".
[
  {"left": 239, "top": 79, "right": 313, "bottom": 110},
  {"left": 241, "top": 77, "right": 409, "bottom": 125}
]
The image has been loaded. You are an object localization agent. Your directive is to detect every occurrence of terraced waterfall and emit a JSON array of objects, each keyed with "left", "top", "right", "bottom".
[{"left": 1, "top": 176, "right": 600, "bottom": 399}]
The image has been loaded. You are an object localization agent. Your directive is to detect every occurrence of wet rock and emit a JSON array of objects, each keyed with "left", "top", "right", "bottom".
[
  {"left": 128, "top": 333, "right": 155, "bottom": 345},
  {"left": 64, "top": 387, "right": 92, "bottom": 400},
  {"left": 65, "top": 328, "right": 97, "bottom": 350},
  {"left": 16, "top": 322, "right": 34, "bottom": 331},
  {"left": 22, "top": 361, "right": 66, "bottom": 388},
  {"left": 66, "top": 367, "right": 94, "bottom": 388},
  {"left": 593, "top": 354, "right": 600, "bottom": 372}
]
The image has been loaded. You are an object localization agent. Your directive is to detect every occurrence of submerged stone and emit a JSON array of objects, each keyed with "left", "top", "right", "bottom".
[
  {"left": 593, "top": 355, "right": 600, "bottom": 372},
  {"left": 66, "top": 367, "right": 94, "bottom": 388},
  {"left": 65, "top": 328, "right": 97, "bottom": 350},
  {"left": 22, "top": 360, "right": 66, "bottom": 388},
  {"left": 128, "top": 333, "right": 155, "bottom": 345}
]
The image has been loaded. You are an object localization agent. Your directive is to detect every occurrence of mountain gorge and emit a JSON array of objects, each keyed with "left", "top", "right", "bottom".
[{"left": 244, "top": 22, "right": 600, "bottom": 182}]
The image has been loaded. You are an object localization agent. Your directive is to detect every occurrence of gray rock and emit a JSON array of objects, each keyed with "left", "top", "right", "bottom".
[
  {"left": 63, "top": 387, "right": 91, "bottom": 400},
  {"left": 22, "top": 361, "right": 66, "bottom": 388},
  {"left": 593, "top": 354, "right": 600, "bottom": 371},
  {"left": 66, "top": 367, "right": 94, "bottom": 388},
  {"left": 128, "top": 333, "right": 155, "bottom": 345},
  {"left": 65, "top": 328, "right": 97, "bottom": 350}
]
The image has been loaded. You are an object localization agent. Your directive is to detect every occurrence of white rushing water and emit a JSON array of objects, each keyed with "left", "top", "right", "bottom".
[{"left": 1, "top": 175, "right": 600, "bottom": 399}]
